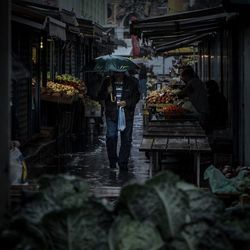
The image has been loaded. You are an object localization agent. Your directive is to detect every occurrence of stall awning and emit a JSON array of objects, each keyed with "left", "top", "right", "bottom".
[
  {"left": 93, "top": 23, "right": 110, "bottom": 43},
  {"left": 156, "top": 33, "right": 210, "bottom": 53},
  {"left": 77, "top": 17, "right": 94, "bottom": 37},
  {"left": 60, "top": 9, "right": 78, "bottom": 26},
  {"left": 134, "top": 6, "right": 225, "bottom": 25},
  {"left": 45, "top": 16, "right": 66, "bottom": 41},
  {"left": 132, "top": 6, "right": 237, "bottom": 53},
  {"left": 12, "top": 3, "right": 46, "bottom": 29},
  {"left": 12, "top": 3, "right": 67, "bottom": 40},
  {"left": 12, "top": 15, "right": 44, "bottom": 30},
  {"left": 163, "top": 47, "right": 197, "bottom": 56},
  {"left": 60, "top": 9, "right": 80, "bottom": 36}
]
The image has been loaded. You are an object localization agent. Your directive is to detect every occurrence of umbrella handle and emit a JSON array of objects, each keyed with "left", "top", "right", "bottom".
[{"left": 110, "top": 93, "right": 116, "bottom": 102}]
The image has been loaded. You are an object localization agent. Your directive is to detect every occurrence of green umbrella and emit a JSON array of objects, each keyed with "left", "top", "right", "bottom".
[{"left": 93, "top": 55, "right": 139, "bottom": 72}]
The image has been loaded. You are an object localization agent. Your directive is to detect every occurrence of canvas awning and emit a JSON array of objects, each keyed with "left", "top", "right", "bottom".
[
  {"left": 131, "top": 6, "right": 237, "bottom": 53},
  {"left": 12, "top": 15, "right": 44, "bottom": 30},
  {"left": 77, "top": 18, "right": 94, "bottom": 37},
  {"left": 12, "top": 3, "right": 67, "bottom": 40},
  {"left": 163, "top": 47, "right": 197, "bottom": 56},
  {"left": 60, "top": 9, "right": 78, "bottom": 26},
  {"left": 12, "top": 3, "right": 45, "bottom": 29},
  {"left": 45, "top": 16, "right": 66, "bottom": 41},
  {"left": 60, "top": 9, "right": 80, "bottom": 36}
]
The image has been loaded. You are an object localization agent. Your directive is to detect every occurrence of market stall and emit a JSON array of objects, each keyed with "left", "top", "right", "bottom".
[
  {"left": 41, "top": 74, "right": 87, "bottom": 137},
  {"left": 141, "top": 70, "right": 211, "bottom": 186}
]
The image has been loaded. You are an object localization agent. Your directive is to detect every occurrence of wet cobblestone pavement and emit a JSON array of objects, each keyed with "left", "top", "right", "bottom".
[
  {"left": 31, "top": 101, "right": 152, "bottom": 196},
  {"left": 64, "top": 107, "right": 151, "bottom": 190}
]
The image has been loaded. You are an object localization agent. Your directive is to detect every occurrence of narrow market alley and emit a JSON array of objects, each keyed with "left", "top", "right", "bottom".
[
  {"left": 29, "top": 101, "right": 152, "bottom": 197},
  {"left": 29, "top": 99, "right": 208, "bottom": 198}
]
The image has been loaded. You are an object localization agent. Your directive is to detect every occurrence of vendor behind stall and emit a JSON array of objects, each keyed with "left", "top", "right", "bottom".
[{"left": 178, "top": 66, "right": 209, "bottom": 128}]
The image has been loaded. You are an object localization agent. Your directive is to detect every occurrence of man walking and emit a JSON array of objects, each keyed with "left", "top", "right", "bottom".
[{"left": 98, "top": 70, "right": 140, "bottom": 171}]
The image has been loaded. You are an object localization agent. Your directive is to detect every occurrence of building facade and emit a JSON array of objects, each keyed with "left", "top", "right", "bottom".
[
  {"left": 58, "top": 0, "right": 107, "bottom": 25},
  {"left": 107, "top": 0, "right": 167, "bottom": 39}
]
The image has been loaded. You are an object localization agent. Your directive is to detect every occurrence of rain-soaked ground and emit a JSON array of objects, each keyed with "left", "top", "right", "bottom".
[
  {"left": 30, "top": 101, "right": 210, "bottom": 197},
  {"left": 30, "top": 101, "right": 152, "bottom": 196}
]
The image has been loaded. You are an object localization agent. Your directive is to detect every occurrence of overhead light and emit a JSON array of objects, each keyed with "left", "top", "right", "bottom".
[{"left": 40, "top": 37, "right": 43, "bottom": 49}]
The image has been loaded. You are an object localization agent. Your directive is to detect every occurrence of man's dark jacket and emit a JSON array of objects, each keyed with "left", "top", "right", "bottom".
[{"left": 98, "top": 75, "right": 140, "bottom": 121}]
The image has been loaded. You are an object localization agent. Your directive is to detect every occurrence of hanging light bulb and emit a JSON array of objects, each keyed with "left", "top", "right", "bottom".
[{"left": 40, "top": 37, "right": 43, "bottom": 49}]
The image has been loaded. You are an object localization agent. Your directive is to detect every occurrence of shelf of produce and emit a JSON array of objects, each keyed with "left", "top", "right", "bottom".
[{"left": 41, "top": 94, "right": 78, "bottom": 104}]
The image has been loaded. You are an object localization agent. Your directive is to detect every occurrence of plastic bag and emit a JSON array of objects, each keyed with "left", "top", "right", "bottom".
[
  {"left": 118, "top": 107, "right": 126, "bottom": 131},
  {"left": 203, "top": 165, "right": 246, "bottom": 193},
  {"left": 9, "top": 147, "right": 28, "bottom": 184}
]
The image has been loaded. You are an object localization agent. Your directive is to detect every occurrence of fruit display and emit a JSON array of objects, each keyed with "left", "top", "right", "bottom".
[
  {"left": 146, "top": 87, "right": 178, "bottom": 104},
  {"left": 41, "top": 74, "right": 88, "bottom": 103},
  {"left": 55, "top": 74, "right": 87, "bottom": 96},
  {"left": 146, "top": 76, "right": 157, "bottom": 91},
  {"left": 42, "top": 81, "right": 79, "bottom": 97},
  {"left": 161, "top": 104, "right": 185, "bottom": 116}
]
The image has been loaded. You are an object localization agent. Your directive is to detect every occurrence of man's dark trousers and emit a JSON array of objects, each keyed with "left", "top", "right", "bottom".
[{"left": 106, "top": 117, "right": 133, "bottom": 170}]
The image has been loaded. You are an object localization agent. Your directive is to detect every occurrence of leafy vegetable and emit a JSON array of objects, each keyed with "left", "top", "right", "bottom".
[
  {"left": 108, "top": 215, "right": 164, "bottom": 250},
  {"left": 117, "top": 172, "right": 190, "bottom": 240},
  {"left": 1, "top": 218, "right": 47, "bottom": 250},
  {"left": 42, "top": 204, "right": 113, "bottom": 250},
  {"left": 1, "top": 172, "right": 250, "bottom": 250},
  {"left": 169, "top": 221, "right": 233, "bottom": 250},
  {"left": 219, "top": 206, "right": 250, "bottom": 249},
  {"left": 185, "top": 189, "right": 224, "bottom": 222},
  {"left": 20, "top": 175, "right": 90, "bottom": 223}
]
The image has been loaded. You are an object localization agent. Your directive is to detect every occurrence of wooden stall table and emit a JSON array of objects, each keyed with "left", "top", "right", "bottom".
[{"left": 139, "top": 119, "right": 211, "bottom": 187}]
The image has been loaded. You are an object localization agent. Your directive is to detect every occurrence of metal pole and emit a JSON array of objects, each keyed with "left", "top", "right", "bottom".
[
  {"left": 0, "top": 0, "right": 10, "bottom": 225},
  {"left": 163, "top": 56, "right": 165, "bottom": 75}
]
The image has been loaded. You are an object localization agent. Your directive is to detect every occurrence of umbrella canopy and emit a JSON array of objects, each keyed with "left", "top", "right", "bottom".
[{"left": 93, "top": 55, "right": 139, "bottom": 72}]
